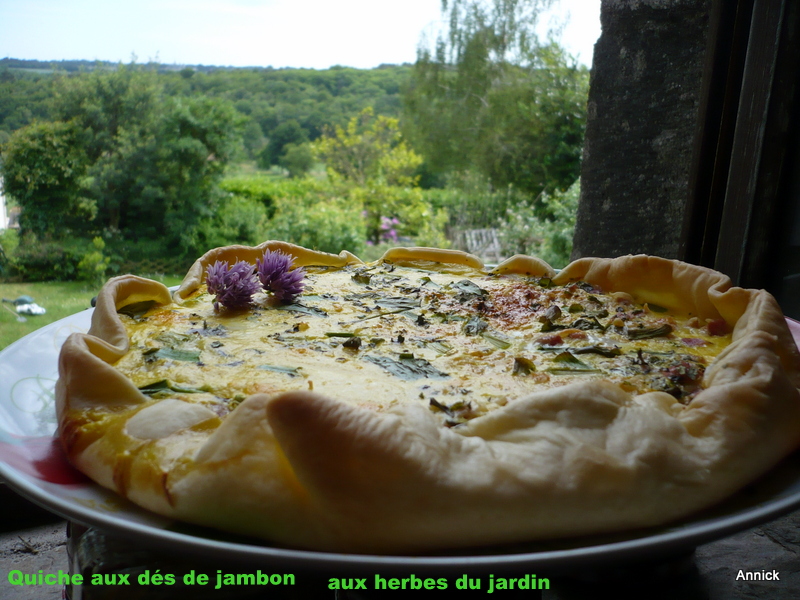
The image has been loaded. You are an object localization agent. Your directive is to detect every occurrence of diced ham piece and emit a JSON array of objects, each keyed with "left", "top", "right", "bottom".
[{"left": 706, "top": 318, "right": 728, "bottom": 336}]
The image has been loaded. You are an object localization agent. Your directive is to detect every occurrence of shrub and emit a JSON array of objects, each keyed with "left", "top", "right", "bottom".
[
  {"left": 266, "top": 197, "right": 366, "bottom": 256},
  {"left": 498, "top": 178, "right": 580, "bottom": 268},
  {"left": 422, "top": 171, "right": 529, "bottom": 232},
  {"left": 12, "top": 239, "right": 83, "bottom": 281},
  {"left": 0, "top": 228, "right": 19, "bottom": 279},
  {"left": 77, "top": 237, "right": 111, "bottom": 287},
  {"left": 348, "top": 183, "right": 449, "bottom": 247},
  {"left": 187, "top": 195, "right": 271, "bottom": 253}
]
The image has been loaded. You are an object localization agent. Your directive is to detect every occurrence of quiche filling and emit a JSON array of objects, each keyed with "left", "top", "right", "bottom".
[{"left": 113, "top": 261, "right": 732, "bottom": 427}]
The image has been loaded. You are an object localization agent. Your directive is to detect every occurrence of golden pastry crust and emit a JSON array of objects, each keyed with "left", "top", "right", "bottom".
[{"left": 55, "top": 246, "right": 800, "bottom": 553}]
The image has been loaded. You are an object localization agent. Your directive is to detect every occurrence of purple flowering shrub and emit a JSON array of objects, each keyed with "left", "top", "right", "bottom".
[{"left": 379, "top": 216, "right": 401, "bottom": 243}]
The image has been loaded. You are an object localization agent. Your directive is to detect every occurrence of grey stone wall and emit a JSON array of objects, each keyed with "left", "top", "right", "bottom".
[{"left": 572, "top": 0, "right": 711, "bottom": 259}]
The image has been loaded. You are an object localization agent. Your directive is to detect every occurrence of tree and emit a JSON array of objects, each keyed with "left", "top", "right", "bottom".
[
  {"left": 0, "top": 120, "right": 89, "bottom": 238},
  {"left": 403, "top": 0, "right": 588, "bottom": 195},
  {"left": 311, "top": 107, "right": 445, "bottom": 246},
  {"left": 1, "top": 66, "right": 243, "bottom": 258},
  {"left": 258, "top": 119, "right": 309, "bottom": 169},
  {"left": 89, "top": 95, "right": 243, "bottom": 250},
  {"left": 312, "top": 107, "right": 422, "bottom": 187},
  {"left": 279, "top": 142, "right": 315, "bottom": 178}
]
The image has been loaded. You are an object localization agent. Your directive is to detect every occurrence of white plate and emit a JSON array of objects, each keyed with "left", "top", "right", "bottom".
[{"left": 1, "top": 310, "right": 800, "bottom": 572}]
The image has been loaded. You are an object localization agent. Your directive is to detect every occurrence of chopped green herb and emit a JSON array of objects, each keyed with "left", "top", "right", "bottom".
[
  {"left": 646, "top": 303, "right": 669, "bottom": 313},
  {"left": 463, "top": 316, "right": 488, "bottom": 335},
  {"left": 276, "top": 303, "right": 328, "bottom": 317},
  {"left": 626, "top": 324, "right": 673, "bottom": 340},
  {"left": 257, "top": 364, "right": 303, "bottom": 377},
  {"left": 451, "top": 279, "right": 488, "bottom": 299},
  {"left": 364, "top": 355, "right": 449, "bottom": 381},
  {"left": 153, "top": 347, "right": 202, "bottom": 362},
  {"left": 375, "top": 297, "right": 420, "bottom": 311},
  {"left": 512, "top": 357, "right": 537, "bottom": 376},
  {"left": 570, "top": 317, "right": 606, "bottom": 331},
  {"left": 481, "top": 330, "right": 512, "bottom": 349},
  {"left": 342, "top": 336, "right": 362, "bottom": 350},
  {"left": 429, "top": 398, "right": 453, "bottom": 416},
  {"left": 427, "top": 340, "right": 453, "bottom": 354},
  {"left": 138, "top": 380, "right": 205, "bottom": 396},
  {"left": 420, "top": 276, "right": 441, "bottom": 289},
  {"left": 539, "top": 318, "right": 565, "bottom": 332},
  {"left": 547, "top": 351, "right": 600, "bottom": 374},
  {"left": 571, "top": 345, "right": 622, "bottom": 358},
  {"left": 352, "top": 271, "right": 374, "bottom": 284},
  {"left": 118, "top": 300, "right": 159, "bottom": 318}
]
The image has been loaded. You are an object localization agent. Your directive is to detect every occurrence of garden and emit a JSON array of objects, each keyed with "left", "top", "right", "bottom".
[{"left": 0, "top": 0, "right": 589, "bottom": 349}]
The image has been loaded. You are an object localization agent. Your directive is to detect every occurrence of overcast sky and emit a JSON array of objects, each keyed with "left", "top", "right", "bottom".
[{"left": 0, "top": 0, "right": 601, "bottom": 70}]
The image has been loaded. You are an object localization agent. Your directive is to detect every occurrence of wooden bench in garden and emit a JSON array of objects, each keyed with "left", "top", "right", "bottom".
[{"left": 460, "top": 228, "right": 503, "bottom": 264}]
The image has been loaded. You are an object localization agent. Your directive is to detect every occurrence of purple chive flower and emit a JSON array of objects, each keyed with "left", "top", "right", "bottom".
[
  {"left": 205, "top": 260, "right": 260, "bottom": 311},
  {"left": 257, "top": 249, "right": 305, "bottom": 303}
]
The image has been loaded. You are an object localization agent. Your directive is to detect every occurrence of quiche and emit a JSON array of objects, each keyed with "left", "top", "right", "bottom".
[{"left": 55, "top": 241, "right": 800, "bottom": 553}]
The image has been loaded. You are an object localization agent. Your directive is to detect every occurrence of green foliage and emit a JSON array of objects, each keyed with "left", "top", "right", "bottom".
[
  {"left": 266, "top": 195, "right": 366, "bottom": 256},
  {"left": 0, "top": 68, "right": 53, "bottom": 134},
  {"left": 76, "top": 236, "right": 110, "bottom": 287},
  {"left": 310, "top": 107, "right": 442, "bottom": 246},
  {"left": 422, "top": 170, "right": 529, "bottom": 232},
  {"left": 403, "top": 0, "right": 588, "bottom": 197},
  {"left": 498, "top": 178, "right": 580, "bottom": 267},
  {"left": 279, "top": 143, "right": 315, "bottom": 178},
  {"left": 349, "top": 183, "right": 448, "bottom": 247},
  {"left": 0, "top": 228, "right": 19, "bottom": 278},
  {"left": 259, "top": 119, "right": 309, "bottom": 168},
  {"left": 220, "top": 175, "right": 331, "bottom": 214},
  {"left": 219, "top": 176, "right": 278, "bottom": 215},
  {"left": 192, "top": 195, "right": 271, "bottom": 250},
  {"left": 0, "top": 227, "right": 19, "bottom": 255},
  {"left": 2, "top": 66, "right": 243, "bottom": 265},
  {"left": 11, "top": 238, "right": 83, "bottom": 282},
  {"left": 0, "top": 120, "right": 90, "bottom": 237},
  {"left": 312, "top": 107, "right": 422, "bottom": 187}
]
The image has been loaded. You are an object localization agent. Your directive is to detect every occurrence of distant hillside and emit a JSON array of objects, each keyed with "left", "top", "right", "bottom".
[
  {"left": 0, "top": 58, "right": 411, "bottom": 163},
  {"left": 0, "top": 57, "right": 409, "bottom": 75}
]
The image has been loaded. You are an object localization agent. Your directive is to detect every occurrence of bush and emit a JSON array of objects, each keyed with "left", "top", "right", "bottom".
[
  {"left": 76, "top": 237, "right": 111, "bottom": 287},
  {"left": 266, "top": 197, "right": 366, "bottom": 256},
  {"left": 498, "top": 178, "right": 580, "bottom": 268},
  {"left": 348, "top": 183, "right": 449, "bottom": 247},
  {"left": 0, "top": 228, "right": 19, "bottom": 279},
  {"left": 219, "top": 177, "right": 278, "bottom": 218},
  {"left": 186, "top": 195, "right": 271, "bottom": 253},
  {"left": 422, "top": 170, "right": 530, "bottom": 231},
  {"left": 12, "top": 239, "right": 83, "bottom": 281}
]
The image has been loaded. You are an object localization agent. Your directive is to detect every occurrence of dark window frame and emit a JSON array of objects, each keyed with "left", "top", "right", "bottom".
[{"left": 680, "top": 0, "right": 800, "bottom": 295}]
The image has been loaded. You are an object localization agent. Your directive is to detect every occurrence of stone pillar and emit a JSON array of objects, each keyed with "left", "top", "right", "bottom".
[{"left": 572, "top": 0, "right": 711, "bottom": 260}]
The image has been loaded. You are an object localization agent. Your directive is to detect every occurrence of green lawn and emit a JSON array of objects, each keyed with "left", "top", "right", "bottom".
[{"left": 0, "top": 275, "right": 183, "bottom": 351}]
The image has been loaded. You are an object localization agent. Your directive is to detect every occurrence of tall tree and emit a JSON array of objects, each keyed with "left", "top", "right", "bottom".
[
  {"left": 403, "top": 0, "right": 588, "bottom": 195},
  {"left": 1, "top": 66, "right": 243, "bottom": 256},
  {"left": 0, "top": 120, "right": 88, "bottom": 238}
]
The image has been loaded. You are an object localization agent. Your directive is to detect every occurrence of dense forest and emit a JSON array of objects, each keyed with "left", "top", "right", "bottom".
[
  {"left": 0, "top": 0, "right": 590, "bottom": 283},
  {"left": 0, "top": 58, "right": 411, "bottom": 162}
]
